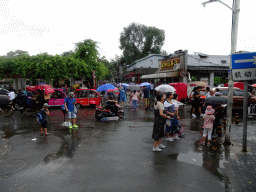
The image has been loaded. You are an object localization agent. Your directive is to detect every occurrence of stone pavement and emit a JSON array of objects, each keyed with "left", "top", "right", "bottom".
[{"left": 228, "top": 120, "right": 256, "bottom": 192}]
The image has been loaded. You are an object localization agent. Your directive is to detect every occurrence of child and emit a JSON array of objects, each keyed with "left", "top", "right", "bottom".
[
  {"left": 202, "top": 105, "right": 215, "bottom": 146},
  {"left": 40, "top": 103, "right": 50, "bottom": 136}
]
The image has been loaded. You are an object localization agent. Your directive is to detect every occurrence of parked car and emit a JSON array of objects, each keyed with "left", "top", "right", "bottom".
[
  {"left": 48, "top": 89, "right": 67, "bottom": 107},
  {"left": 0, "top": 88, "right": 10, "bottom": 96},
  {"left": 74, "top": 89, "right": 101, "bottom": 108},
  {"left": 202, "top": 87, "right": 256, "bottom": 109}
]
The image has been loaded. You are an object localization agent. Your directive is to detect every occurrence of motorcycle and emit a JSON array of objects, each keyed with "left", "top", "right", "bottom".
[{"left": 95, "top": 102, "right": 124, "bottom": 120}]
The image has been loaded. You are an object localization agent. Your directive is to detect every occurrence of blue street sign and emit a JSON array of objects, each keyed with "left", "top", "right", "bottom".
[{"left": 232, "top": 52, "right": 256, "bottom": 69}]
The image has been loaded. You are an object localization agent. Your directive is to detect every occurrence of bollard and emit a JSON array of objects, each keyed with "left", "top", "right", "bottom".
[
  {"left": 217, "top": 123, "right": 222, "bottom": 137},
  {"left": 223, "top": 118, "right": 226, "bottom": 131},
  {"left": 235, "top": 113, "right": 239, "bottom": 124}
]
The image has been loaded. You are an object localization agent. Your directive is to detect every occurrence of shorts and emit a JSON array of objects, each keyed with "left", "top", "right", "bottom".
[
  {"left": 203, "top": 129, "right": 212, "bottom": 140},
  {"left": 192, "top": 101, "right": 201, "bottom": 109},
  {"left": 41, "top": 121, "right": 48, "bottom": 128},
  {"left": 67, "top": 111, "right": 76, "bottom": 119},
  {"left": 144, "top": 98, "right": 149, "bottom": 106}
]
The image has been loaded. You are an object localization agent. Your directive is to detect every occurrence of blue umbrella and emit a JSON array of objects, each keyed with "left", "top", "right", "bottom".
[
  {"left": 139, "top": 82, "right": 151, "bottom": 87},
  {"left": 121, "top": 83, "right": 129, "bottom": 87},
  {"left": 96, "top": 84, "right": 116, "bottom": 92}
]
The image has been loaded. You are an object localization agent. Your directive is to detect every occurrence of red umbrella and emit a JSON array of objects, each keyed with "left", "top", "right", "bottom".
[
  {"left": 26, "top": 86, "right": 36, "bottom": 92},
  {"left": 106, "top": 88, "right": 118, "bottom": 92},
  {"left": 34, "top": 84, "right": 55, "bottom": 94}
]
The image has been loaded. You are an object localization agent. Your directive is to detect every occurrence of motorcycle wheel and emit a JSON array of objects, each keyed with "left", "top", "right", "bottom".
[
  {"left": 2, "top": 105, "right": 14, "bottom": 117},
  {"left": 95, "top": 111, "right": 103, "bottom": 120},
  {"left": 118, "top": 111, "right": 124, "bottom": 119}
]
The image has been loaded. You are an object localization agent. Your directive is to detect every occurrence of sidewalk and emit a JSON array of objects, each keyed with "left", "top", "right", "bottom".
[{"left": 228, "top": 120, "right": 256, "bottom": 192}]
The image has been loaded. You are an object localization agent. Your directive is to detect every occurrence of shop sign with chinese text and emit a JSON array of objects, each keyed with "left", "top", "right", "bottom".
[
  {"left": 232, "top": 52, "right": 256, "bottom": 81},
  {"left": 161, "top": 57, "right": 180, "bottom": 70}
]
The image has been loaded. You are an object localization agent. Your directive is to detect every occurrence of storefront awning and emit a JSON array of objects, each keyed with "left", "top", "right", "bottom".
[{"left": 140, "top": 72, "right": 179, "bottom": 79}]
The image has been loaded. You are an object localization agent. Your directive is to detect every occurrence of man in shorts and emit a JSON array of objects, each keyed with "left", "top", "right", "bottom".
[
  {"left": 191, "top": 86, "right": 203, "bottom": 118},
  {"left": 40, "top": 103, "right": 50, "bottom": 136},
  {"left": 64, "top": 92, "right": 78, "bottom": 129},
  {"left": 142, "top": 86, "right": 150, "bottom": 110}
]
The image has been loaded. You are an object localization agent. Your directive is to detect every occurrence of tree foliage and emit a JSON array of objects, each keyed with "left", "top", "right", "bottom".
[
  {"left": 0, "top": 39, "right": 110, "bottom": 82},
  {"left": 119, "top": 23, "right": 165, "bottom": 64}
]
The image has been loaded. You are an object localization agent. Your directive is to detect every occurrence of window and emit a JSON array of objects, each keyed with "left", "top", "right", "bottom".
[
  {"left": 52, "top": 90, "right": 63, "bottom": 98},
  {"left": 80, "top": 90, "right": 88, "bottom": 98},
  {"left": 75, "top": 90, "right": 81, "bottom": 98},
  {"left": 89, "top": 90, "right": 98, "bottom": 98},
  {"left": 220, "top": 90, "right": 228, "bottom": 96},
  {"left": 234, "top": 90, "right": 244, "bottom": 96}
]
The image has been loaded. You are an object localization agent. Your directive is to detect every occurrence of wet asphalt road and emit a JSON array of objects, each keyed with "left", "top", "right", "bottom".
[{"left": 0, "top": 104, "right": 236, "bottom": 192}]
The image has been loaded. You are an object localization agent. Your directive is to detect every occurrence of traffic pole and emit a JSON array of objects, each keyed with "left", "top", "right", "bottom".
[
  {"left": 224, "top": 0, "right": 240, "bottom": 145},
  {"left": 242, "top": 81, "right": 248, "bottom": 152}
]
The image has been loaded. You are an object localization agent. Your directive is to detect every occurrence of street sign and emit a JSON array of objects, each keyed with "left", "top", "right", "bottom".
[
  {"left": 232, "top": 68, "right": 256, "bottom": 81},
  {"left": 232, "top": 52, "right": 256, "bottom": 69},
  {"left": 232, "top": 52, "right": 256, "bottom": 81}
]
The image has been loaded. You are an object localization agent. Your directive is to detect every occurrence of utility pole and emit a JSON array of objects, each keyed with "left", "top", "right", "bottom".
[{"left": 202, "top": 0, "right": 240, "bottom": 145}]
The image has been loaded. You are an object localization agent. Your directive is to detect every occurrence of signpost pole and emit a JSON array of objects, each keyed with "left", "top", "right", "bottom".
[
  {"left": 225, "top": 0, "right": 240, "bottom": 145},
  {"left": 242, "top": 81, "right": 248, "bottom": 152},
  {"left": 201, "top": 0, "right": 240, "bottom": 145}
]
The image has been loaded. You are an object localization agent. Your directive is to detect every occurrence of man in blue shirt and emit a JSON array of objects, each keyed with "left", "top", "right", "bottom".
[
  {"left": 64, "top": 92, "right": 78, "bottom": 129},
  {"left": 142, "top": 86, "right": 150, "bottom": 110}
]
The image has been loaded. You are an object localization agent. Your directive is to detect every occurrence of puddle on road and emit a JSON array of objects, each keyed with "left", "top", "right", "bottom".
[{"left": 167, "top": 142, "right": 231, "bottom": 189}]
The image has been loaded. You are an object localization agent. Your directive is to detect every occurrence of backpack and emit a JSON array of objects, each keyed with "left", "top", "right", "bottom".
[{"left": 36, "top": 110, "right": 46, "bottom": 125}]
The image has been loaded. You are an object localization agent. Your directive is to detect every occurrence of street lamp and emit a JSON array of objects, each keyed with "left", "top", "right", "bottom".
[{"left": 202, "top": 0, "right": 240, "bottom": 145}]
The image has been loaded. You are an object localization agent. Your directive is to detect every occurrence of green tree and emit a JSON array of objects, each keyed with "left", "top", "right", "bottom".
[{"left": 119, "top": 23, "right": 165, "bottom": 64}]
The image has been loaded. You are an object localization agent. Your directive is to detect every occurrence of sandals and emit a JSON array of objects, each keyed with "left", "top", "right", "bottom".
[
  {"left": 40, "top": 133, "right": 44, "bottom": 136},
  {"left": 45, "top": 133, "right": 51, "bottom": 136}
]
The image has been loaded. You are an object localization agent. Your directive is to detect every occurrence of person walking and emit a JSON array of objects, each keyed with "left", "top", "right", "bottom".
[
  {"left": 152, "top": 92, "right": 171, "bottom": 152},
  {"left": 142, "top": 86, "right": 150, "bottom": 110},
  {"left": 191, "top": 86, "right": 203, "bottom": 118},
  {"left": 202, "top": 105, "right": 215, "bottom": 146},
  {"left": 131, "top": 90, "right": 139, "bottom": 110},
  {"left": 119, "top": 87, "right": 127, "bottom": 107},
  {"left": 164, "top": 92, "right": 175, "bottom": 142},
  {"left": 40, "top": 103, "right": 50, "bottom": 136},
  {"left": 164, "top": 92, "right": 180, "bottom": 141},
  {"left": 64, "top": 92, "right": 78, "bottom": 129}
]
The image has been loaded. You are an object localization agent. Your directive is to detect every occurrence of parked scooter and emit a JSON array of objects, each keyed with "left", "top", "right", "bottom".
[{"left": 95, "top": 101, "right": 124, "bottom": 120}]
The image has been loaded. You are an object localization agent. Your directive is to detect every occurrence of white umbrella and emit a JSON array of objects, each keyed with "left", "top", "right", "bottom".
[{"left": 155, "top": 84, "right": 176, "bottom": 93}]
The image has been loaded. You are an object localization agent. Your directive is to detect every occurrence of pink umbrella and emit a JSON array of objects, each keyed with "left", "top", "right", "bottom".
[{"left": 34, "top": 84, "right": 55, "bottom": 94}]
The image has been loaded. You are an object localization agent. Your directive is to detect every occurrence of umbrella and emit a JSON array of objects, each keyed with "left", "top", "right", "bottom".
[
  {"left": 129, "top": 82, "right": 135, "bottom": 85},
  {"left": 73, "top": 84, "right": 80, "bottom": 90},
  {"left": 139, "top": 82, "right": 151, "bottom": 87},
  {"left": 205, "top": 96, "right": 228, "bottom": 105},
  {"left": 34, "top": 84, "right": 55, "bottom": 94},
  {"left": 121, "top": 83, "right": 129, "bottom": 87},
  {"left": 252, "top": 84, "right": 256, "bottom": 88},
  {"left": 26, "top": 86, "right": 36, "bottom": 92},
  {"left": 127, "top": 85, "right": 140, "bottom": 91},
  {"left": 155, "top": 84, "right": 176, "bottom": 93},
  {"left": 96, "top": 83, "right": 116, "bottom": 92},
  {"left": 190, "top": 81, "right": 209, "bottom": 87},
  {"left": 106, "top": 88, "right": 118, "bottom": 92}
]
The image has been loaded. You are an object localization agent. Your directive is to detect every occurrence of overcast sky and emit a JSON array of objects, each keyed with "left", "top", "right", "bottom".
[{"left": 0, "top": 0, "right": 255, "bottom": 61}]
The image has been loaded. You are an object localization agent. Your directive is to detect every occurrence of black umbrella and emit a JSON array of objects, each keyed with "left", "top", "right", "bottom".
[{"left": 205, "top": 96, "right": 228, "bottom": 105}]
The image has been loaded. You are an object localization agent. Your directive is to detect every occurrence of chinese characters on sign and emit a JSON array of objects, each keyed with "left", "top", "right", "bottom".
[
  {"left": 161, "top": 57, "right": 180, "bottom": 70},
  {"left": 232, "top": 68, "right": 256, "bottom": 81}
]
